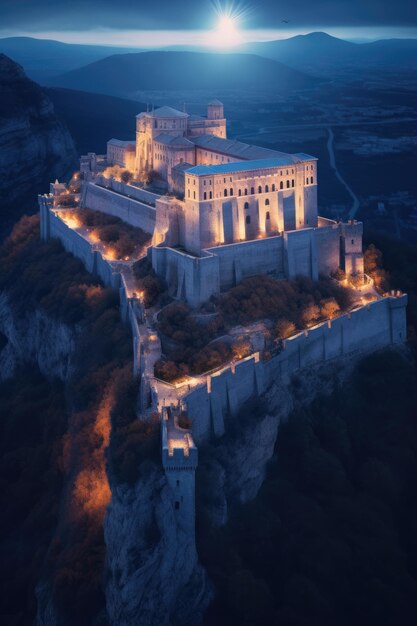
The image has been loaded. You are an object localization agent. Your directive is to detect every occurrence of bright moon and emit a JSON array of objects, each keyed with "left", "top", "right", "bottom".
[{"left": 212, "top": 13, "right": 243, "bottom": 47}]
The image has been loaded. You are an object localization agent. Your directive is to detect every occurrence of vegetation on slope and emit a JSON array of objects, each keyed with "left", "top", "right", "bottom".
[
  {"left": 0, "top": 215, "right": 155, "bottom": 624},
  {"left": 199, "top": 349, "right": 417, "bottom": 626},
  {"left": 199, "top": 233, "right": 417, "bottom": 626},
  {"left": 63, "top": 206, "right": 152, "bottom": 260},
  {"left": 154, "top": 275, "right": 355, "bottom": 382}
]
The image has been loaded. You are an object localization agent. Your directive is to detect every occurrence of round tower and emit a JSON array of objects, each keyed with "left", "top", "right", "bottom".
[{"left": 207, "top": 99, "right": 224, "bottom": 120}]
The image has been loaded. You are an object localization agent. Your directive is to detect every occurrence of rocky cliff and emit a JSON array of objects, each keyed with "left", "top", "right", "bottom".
[
  {"left": 105, "top": 468, "right": 211, "bottom": 626},
  {"left": 0, "top": 291, "right": 75, "bottom": 382},
  {"left": 0, "top": 54, "right": 77, "bottom": 235}
]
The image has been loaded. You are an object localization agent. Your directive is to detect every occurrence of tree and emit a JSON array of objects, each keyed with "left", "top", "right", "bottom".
[
  {"left": 120, "top": 170, "right": 133, "bottom": 184},
  {"left": 275, "top": 318, "right": 296, "bottom": 339},
  {"left": 301, "top": 303, "right": 321, "bottom": 326},
  {"left": 320, "top": 297, "right": 340, "bottom": 320}
]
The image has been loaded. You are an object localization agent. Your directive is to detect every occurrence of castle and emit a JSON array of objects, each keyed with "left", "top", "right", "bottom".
[
  {"left": 102, "top": 101, "right": 364, "bottom": 306},
  {"left": 40, "top": 99, "right": 407, "bottom": 546}
]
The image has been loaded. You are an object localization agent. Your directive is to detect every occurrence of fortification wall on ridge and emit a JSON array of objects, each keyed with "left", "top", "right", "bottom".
[
  {"left": 83, "top": 182, "right": 156, "bottom": 234},
  {"left": 39, "top": 197, "right": 144, "bottom": 376},
  {"left": 180, "top": 295, "right": 408, "bottom": 443}
]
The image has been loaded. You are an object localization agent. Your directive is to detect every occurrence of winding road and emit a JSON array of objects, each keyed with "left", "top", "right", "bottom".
[{"left": 326, "top": 126, "right": 360, "bottom": 219}]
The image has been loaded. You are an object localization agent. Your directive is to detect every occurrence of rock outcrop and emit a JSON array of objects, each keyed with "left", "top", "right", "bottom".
[
  {"left": 0, "top": 54, "right": 77, "bottom": 235},
  {"left": 0, "top": 292, "right": 75, "bottom": 381},
  {"left": 105, "top": 466, "right": 211, "bottom": 626}
]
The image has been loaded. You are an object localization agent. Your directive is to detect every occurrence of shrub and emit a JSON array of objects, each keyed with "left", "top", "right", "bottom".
[{"left": 275, "top": 318, "right": 296, "bottom": 339}]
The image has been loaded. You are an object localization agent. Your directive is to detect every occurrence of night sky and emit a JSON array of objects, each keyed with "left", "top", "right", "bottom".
[{"left": 0, "top": 0, "right": 417, "bottom": 43}]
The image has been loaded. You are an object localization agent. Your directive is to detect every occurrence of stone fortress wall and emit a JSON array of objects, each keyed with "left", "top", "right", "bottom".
[
  {"left": 81, "top": 176, "right": 158, "bottom": 234},
  {"left": 39, "top": 192, "right": 408, "bottom": 548},
  {"left": 177, "top": 294, "right": 407, "bottom": 443}
]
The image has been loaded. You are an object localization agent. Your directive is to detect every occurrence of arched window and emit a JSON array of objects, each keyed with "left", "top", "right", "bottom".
[
  {"left": 238, "top": 189, "right": 242, "bottom": 196},
  {"left": 266, "top": 211, "right": 270, "bottom": 220},
  {"left": 245, "top": 215, "right": 251, "bottom": 224},
  {"left": 209, "top": 191, "right": 212, "bottom": 199},
  {"left": 265, "top": 199, "right": 270, "bottom": 206},
  {"left": 204, "top": 191, "right": 207, "bottom": 200},
  {"left": 272, "top": 184, "right": 275, "bottom": 192},
  {"left": 291, "top": 179, "right": 295, "bottom": 187},
  {"left": 244, "top": 202, "right": 249, "bottom": 210},
  {"left": 286, "top": 180, "right": 290, "bottom": 189},
  {"left": 224, "top": 189, "right": 228, "bottom": 197},
  {"left": 280, "top": 181, "right": 283, "bottom": 190},
  {"left": 310, "top": 176, "right": 314, "bottom": 184},
  {"left": 230, "top": 188, "right": 233, "bottom": 196},
  {"left": 258, "top": 185, "right": 262, "bottom": 194},
  {"left": 193, "top": 191, "right": 196, "bottom": 199},
  {"left": 244, "top": 188, "right": 248, "bottom": 195},
  {"left": 265, "top": 185, "right": 269, "bottom": 193},
  {"left": 251, "top": 187, "right": 255, "bottom": 194}
]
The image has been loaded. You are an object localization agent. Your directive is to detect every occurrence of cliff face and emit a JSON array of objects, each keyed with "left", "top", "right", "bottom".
[
  {"left": 197, "top": 357, "right": 362, "bottom": 528},
  {"left": 105, "top": 468, "right": 211, "bottom": 626},
  {"left": 0, "top": 54, "right": 77, "bottom": 233},
  {"left": 0, "top": 292, "right": 75, "bottom": 381}
]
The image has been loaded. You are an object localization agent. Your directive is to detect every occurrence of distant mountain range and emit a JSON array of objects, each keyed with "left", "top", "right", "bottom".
[
  {"left": 0, "top": 37, "right": 143, "bottom": 82},
  {"left": 240, "top": 32, "right": 417, "bottom": 74},
  {"left": 48, "top": 51, "right": 318, "bottom": 98},
  {"left": 2, "top": 32, "right": 417, "bottom": 95}
]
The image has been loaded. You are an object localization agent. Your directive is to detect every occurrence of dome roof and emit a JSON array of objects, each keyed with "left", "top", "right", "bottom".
[{"left": 208, "top": 99, "right": 223, "bottom": 106}]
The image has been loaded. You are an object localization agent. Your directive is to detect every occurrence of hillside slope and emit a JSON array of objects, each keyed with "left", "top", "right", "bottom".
[
  {"left": 50, "top": 51, "right": 319, "bottom": 98},
  {"left": 47, "top": 88, "right": 146, "bottom": 154}
]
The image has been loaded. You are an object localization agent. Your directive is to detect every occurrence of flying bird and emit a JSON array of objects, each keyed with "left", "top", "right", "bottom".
[{"left": 282, "top": 20, "right": 289, "bottom": 24}]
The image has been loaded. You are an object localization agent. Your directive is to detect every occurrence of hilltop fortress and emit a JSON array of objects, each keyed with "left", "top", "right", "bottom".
[
  {"left": 39, "top": 101, "right": 407, "bottom": 569},
  {"left": 88, "top": 101, "right": 364, "bottom": 306}
]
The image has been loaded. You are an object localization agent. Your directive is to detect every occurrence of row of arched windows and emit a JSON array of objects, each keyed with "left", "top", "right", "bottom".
[{"left": 221, "top": 179, "right": 296, "bottom": 198}]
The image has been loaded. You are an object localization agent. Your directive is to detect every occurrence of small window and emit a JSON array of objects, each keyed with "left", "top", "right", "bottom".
[
  {"left": 224, "top": 189, "right": 228, "bottom": 197},
  {"left": 238, "top": 189, "right": 242, "bottom": 196},
  {"left": 265, "top": 198, "right": 270, "bottom": 206},
  {"left": 291, "top": 179, "right": 295, "bottom": 187},
  {"left": 244, "top": 202, "right": 249, "bottom": 210},
  {"left": 193, "top": 191, "right": 196, "bottom": 199},
  {"left": 310, "top": 176, "right": 314, "bottom": 184},
  {"left": 351, "top": 239, "right": 354, "bottom": 245},
  {"left": 246, "top": 215, "right": 251, "bottom": 224},
  {"left": 272, "top": 184, "right": 276, "bottom": 192},
  {"left": 204, "top": 192, "right": 207, "bottom": 200},
  {"left": 230, "top": 188, "right": 233, "bottom": 196},
  {"left": 251, "top": 187, "right": 255, "bottom": 194},
  {"left": 266, "top": 211, "right": 270, "bottom": 219},
  {"left": 286, "top": 180, "right": 290, "bottom": 189},
  {"left": 244, "top": 188, "right": 248, "bottom": 195},
  {"left": 280, "top": 181, "right": 283, "bottom": 190},
  {"left": 209, "top": 191, "right": 212, "bottom": 199},
  {"left": 258, "top": 186, "right": 262, "bottom": 194},
  {"left": 265, "top": 185, "right": 269, "bottom": 193}
]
